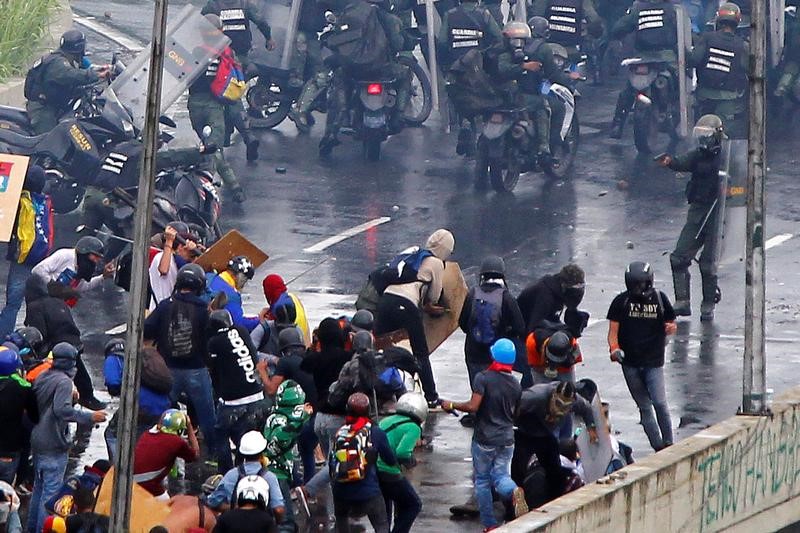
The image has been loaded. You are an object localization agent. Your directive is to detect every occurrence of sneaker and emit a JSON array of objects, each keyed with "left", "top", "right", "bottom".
[
  {"left": 246, "top": 139, "right": 260, "bottom": 162},
  {"left": 79, "top": 396, "right": 107, "bottom": 411},
  {"left": 512, "top": 486, "right": 528, "bottom": 518}
]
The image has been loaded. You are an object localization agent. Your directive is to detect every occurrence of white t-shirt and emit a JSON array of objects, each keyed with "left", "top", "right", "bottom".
[
  {"left": 31, "top": 248, "right": 104, "bottom": 292},
  {"left": 148, "top": 251, "right": 178, "bottom": 305}
]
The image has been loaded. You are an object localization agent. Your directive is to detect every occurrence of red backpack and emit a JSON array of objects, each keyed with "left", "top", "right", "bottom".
[{"left": 210, "top": 47, "right": 246, "bottom": 104}]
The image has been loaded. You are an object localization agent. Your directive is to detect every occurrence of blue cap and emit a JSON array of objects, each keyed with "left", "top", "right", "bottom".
[{"left": 490, "top": 338, "right": 516, "bottom": 365}]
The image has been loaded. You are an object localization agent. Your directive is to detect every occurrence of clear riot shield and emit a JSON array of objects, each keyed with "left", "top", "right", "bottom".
[
  {"left": 769, "top": 0, "right": 786, "bottom": 67},
  {"left": 675, "top": 4, "right": 693, "bottom": 138},
  {"left": 255, "top": 0, "right": 302, "bottom": 71},
  {"left": 715, "top": 139, "right": 748, "bottom": 265},
  {"left": 106, "top": 5, "right": 231, "bottom": 131}
]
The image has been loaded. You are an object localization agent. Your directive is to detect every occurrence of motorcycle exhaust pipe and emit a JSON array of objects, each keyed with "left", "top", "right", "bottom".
[{"left": 636, "top": 93, "right": 653, "bottom": 106}]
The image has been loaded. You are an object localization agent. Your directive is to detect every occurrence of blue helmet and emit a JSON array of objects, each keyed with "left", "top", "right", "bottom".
[
  {"left": 490, "top": 338, "right": 516, "bottom": 365},
  {"left": 0, "top": 347, "right": 22, "bottom": 376}
]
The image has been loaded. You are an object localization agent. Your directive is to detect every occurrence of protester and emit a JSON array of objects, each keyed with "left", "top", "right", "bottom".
[
  {"left": 208, "top": 256, "right": 262, "bottom": 331},
  {"left": 329, "top": 392, "right": 396, "bottom": 533},
  {"left": 440, "top": 338, "right": 527, "bottom": 531},
  {"left": 148, "top": 222, "right": 201, "bottom": 304},
  {"left": 212, "top": 476, "right": 277, "bottom": 533},
  {"left": 133, "top": 409, "right": 200, "bottom": 500},
  {"left": 28, "top": 343, "right": 106, "bottom": 533},
  {"left": 262, "top": 274, "right": 311, "bottom": 344},
  {"left": 377, "top": 392, "right": 425, "bottom": 533},
  {"left": 0, "top": 165, "right": 53, "bottom": 338},
  {"left": 0, "top": 481, "right": 21, "bottom": 533},
  {"left": 0, "top": 346, "right": 38, "bottom": 485},
  {"left": 45, "top": 460, "right": 109, "bottom": 518}
]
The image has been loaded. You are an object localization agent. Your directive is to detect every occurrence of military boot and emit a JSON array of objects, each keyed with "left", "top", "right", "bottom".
[
  {"left": 700, "top": 274, "right": 721, "bottom": 322},
  {"left": 671, "top": 268, "right": 692, "bottom": 316}
]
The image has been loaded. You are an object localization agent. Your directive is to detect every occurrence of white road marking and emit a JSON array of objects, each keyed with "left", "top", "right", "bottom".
[
  {"left": 765, "top": 233, "right": 793, "bottom": 250},
  {"left": 581, "top": 126, "right": 602, "bottom": 135},
  {"left": 74, "top": 15, "right": 145, "bottom": 52},
  {"left": 303, "top": 217, "right": 392, "bottom": 253},
  {"left": 105, "top": 323, "right": 127, "bottom": 335}
]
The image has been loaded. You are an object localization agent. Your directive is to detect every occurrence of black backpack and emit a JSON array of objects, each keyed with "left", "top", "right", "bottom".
[
  {"left": 23, "top": 55, "right": 51, "bottom": 102},
  {"left": 326, "top": 2, "right": 391, "bottom": 68}
]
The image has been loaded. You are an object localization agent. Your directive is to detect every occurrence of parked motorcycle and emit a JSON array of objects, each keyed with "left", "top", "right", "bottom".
[
  {"left": 475, "top": 83, "right": 580, "bottom": 193},
  {"left": 621, "top": 55, "right": 682, "bottom": 154}
]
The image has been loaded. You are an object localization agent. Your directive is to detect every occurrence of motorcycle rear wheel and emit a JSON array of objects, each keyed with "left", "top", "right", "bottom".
[
  {"left": 489, "top": 156, "right": 520, "bottom": 193},
  {"left": 363, "top": 138, "right": 382, "bottom": 161},
  {"left": 245, "top": 76, "right": 291, "bottom": 129},
  {"left": 543, "top": 115, "right": 580, "bottom": 180},
  {"left": 633, "top": 104, "right": 675, "bottom": 154},
  {"left": 398, "top": 55, "right": 432, "bottom": 126}
]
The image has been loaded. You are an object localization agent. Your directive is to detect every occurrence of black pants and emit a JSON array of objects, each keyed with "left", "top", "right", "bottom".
[
  {"left": 378, "top": 472, "right": 422, "bottom": 533},
  {"left": 333, "top": 493, "right": 389, "bottom": 533},
  {"left": 511, "top": 430, "right": 565, "bottom": 502},
  {"left": 375, "top": 294, "right": 437, "bottom": 402},
  {"left": 74, "top": 354, "right": 95, "bottom": 400}
]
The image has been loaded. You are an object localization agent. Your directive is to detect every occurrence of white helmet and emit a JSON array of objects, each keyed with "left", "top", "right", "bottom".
[
  {"left": 235, "top": 475, "right": 270, "bottom": 509},
  {"left": 395, "top": 392, "right": 428, "bottom": 424},
  {"left": 239, "top": 431, "right": 267, "bottom": 456}
]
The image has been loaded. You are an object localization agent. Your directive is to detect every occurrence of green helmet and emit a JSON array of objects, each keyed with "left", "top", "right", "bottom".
[{"left": 276, "top": 379, "right": 306, "bottom": 407}]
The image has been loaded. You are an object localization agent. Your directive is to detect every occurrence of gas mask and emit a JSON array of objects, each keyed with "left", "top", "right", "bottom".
[
  {"left": 693, "top": 125, "right": 721, "bottom": 154},
  {"left": 545, "top": 393, "right": 574, "bottom": 424},
  {"left": 235, "top": 272, "right": 250, "bottom": 290},
  {"left": 76, "top": 253, "right": 98, "bottom": 282},
  {"left": 510, "top": 39, "right": 526, "bottom": 62}
]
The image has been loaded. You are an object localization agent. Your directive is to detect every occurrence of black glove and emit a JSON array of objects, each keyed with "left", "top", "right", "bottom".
[{"left": 564, "top": 307, "right": 590, "bottom": 338}]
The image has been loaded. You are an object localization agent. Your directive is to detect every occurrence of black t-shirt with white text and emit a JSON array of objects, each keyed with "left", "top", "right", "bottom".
[{"left": 606, "top": 290, "right": 676, "bottom": 368}]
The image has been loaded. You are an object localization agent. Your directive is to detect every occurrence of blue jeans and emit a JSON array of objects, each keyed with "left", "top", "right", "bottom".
[
  {"left": 0, "top": 262, "right": 32, "bottom": 338},
  {"left": 0, "top": 452, "right": 20, "bottom": 485},
  {"left": 170, "top": 367, "right": 218, "bottom": 459},
  {"left": 297, "top": 414, "right": 318, "bottom": 484},
  {"left": 306, "top": 412, "right": 344, "bottom": 497},
  {"left": 622, "top": 364, "right": 673, "bottom": 451},
  {"left": 471, "top": 440, "right": 517, "bottom": 528},
  {"left": 215, "top": 399, "right": 269, "bottom": 473},
  {"left": 27, "top": 452, "right": 68, "bottom": 533}
]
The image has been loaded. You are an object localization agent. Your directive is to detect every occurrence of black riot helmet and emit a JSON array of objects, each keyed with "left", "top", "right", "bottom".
[
  {"left": 104, "top": 338, "right": 126, "bottom": 357},
  {"left": 175, "top": 263, "right": 206, "bottom": 294},
  {"left": 693, "top": 114, "right": 724, "bottom": 154},
  {"left": 278, "top": 327, "right": 306, "bottom": 353},
  {"left": 479, "top": 256, "right": 506, "bottom": 282},
  {"left": 544, "top": 331, "right": 572, "bottom": 365},
  {"left": 625, "top": 261, "right": 655, "bottom": 297},
  {"left": 75, "top": 236, "right": 105, "bottom": 257},
  {"left": 527, "top": 16, "right": 550, "bottom": 40},
  {"left": 351, "top": 310, "right": 375, "bottom": 332},
  {"left": 209, "top": 309, "right": 233, "bottom": 332},
  {"left": 60, "top": 30, "right": 87, "bottom": 58}
]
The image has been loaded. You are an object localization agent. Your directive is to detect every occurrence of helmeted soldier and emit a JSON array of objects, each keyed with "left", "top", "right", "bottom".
[
  {"left": 24, "top": 30, "right": 110, "bottom": 134},
  {"left": 530, "top": 0, "right": 604, "bottom": 61},
  {"left": 690, "top": 2, "right": 749, "bottom": 139},
  {"left": 608, "top": 0, "right": 681, "bottom": 138},
  {"left": 656, "top": 114, "right": 726, "bottom": 321}
]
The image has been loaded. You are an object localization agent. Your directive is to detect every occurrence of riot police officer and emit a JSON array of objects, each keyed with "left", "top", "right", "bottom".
[
  {"left": 690, "top": 3, "right": 748, "bottom": 139},
  {"left": 775, "top": 3, "right": 800, "bottom": 100},
  {"left": 530, "top": 0, "right": 604, "bottom": 62},
  {"left": 24, "top": 30, "right": 110, "bottom": 134},
  {"left": 608, "top": 0, "right": 680, "bottom": 139},
  {"left": 656, "top": 115, "right": 726, "bottom": 321},
  {"left": 202, "top": 0, "right": 273, "bottom": 161},
  {"left": 437, "top": 0, "right": 504, "bottom": 155},
  {"left": 496, "top": 18, "right": 574, "bottom": 164},
  {"left": 188, "top": 15, "right": 245, "bottom": 202},
  {"left": 286, "top": 0, "right": 327, "bottom": 133}
]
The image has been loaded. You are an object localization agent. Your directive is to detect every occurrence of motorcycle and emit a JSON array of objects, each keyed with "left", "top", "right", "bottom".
[
  {"left": 475, "top": 83, "right": 580, "bottom": 193},
  {"left": 346, "top": 77, "right": 400, "bottom": 161},
  {"left": 621, "top": 55, "right": 682, "bottom": 154}
]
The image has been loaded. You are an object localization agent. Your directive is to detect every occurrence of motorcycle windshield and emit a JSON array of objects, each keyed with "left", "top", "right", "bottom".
[
  {"left": 105, "top": 5, "right": 231, "bottom": 131},
  {"left": 247, "top": 0, "right": 302, "bottom": 72}
]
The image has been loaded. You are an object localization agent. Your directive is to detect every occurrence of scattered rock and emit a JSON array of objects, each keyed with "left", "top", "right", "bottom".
[
  {"left": 626, "top": 241, "right": 634, "bottom": 249},
  {"left": 276, "top": 167, "right": 287, "bottom": 174},
  {"left": 598, "top": 190, "right": 608, "bottom": 197}
]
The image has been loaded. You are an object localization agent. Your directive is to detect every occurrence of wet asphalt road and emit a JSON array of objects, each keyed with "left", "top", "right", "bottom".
[{"left": 10, "top": 2, "right": 800, "bottom": 530}]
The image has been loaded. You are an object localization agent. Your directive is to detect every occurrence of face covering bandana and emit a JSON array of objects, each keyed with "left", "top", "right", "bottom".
[{"left": 76, "top": 254, "right": 96, "bottom": 282}]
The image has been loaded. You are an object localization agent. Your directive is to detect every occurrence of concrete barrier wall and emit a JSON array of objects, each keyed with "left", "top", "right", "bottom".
[
  {"left": 498, "top": 385, "right": 800, "bottom": 533},
  {"left": 0, "top": 0, "right": 73, "bottom": 107}
]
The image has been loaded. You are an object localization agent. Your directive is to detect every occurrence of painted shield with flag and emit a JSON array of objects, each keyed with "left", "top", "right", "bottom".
[{"left": 0, "top": 154, "right": 30, "bottom": 243}]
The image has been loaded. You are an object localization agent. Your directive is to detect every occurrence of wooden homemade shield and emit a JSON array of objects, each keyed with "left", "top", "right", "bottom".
[
  {"left": 194, "top": 229, "right": 269, "bottom": 273},
  {"left": 93, "top": 467, "right": 171, "bottom": 532},
  {"left": 0, "top": 154, "right": 29, "bottom": 242},
  {"left": 375, "top": 262, "right": 468, "bottom": 355}
]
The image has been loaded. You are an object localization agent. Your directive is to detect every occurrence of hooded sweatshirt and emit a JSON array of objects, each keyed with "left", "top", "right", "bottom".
[
  {"left": 31, "top": 362, "right": 93, "bottom": 455},
  {"left": 23, "top": 275, "right": 82, "bottom": 353},
  {"left": 383, "top": 229, "right": 455, "bottom": 308}
]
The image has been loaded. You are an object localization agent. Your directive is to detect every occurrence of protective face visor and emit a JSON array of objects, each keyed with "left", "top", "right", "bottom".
[
  {"left": 692, "top": 125, "right": 720, "bottom": 152},
  {"left": 562, "top": 283, "right": 585, "bottom": 308},
  {"left": 509, "top": 38, "right": 526, "bottom": 50}
]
